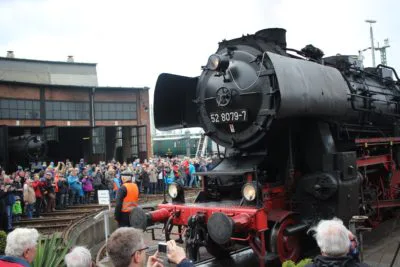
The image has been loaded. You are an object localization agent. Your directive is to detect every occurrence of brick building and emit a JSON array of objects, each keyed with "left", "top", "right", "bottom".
[{"left": 0, "top": 52, "right": 151, "bottom": 170}]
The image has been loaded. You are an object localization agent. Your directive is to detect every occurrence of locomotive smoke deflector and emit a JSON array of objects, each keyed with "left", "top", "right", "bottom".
[{"left": 154, "top": 73, "right": 200, "bottom": 130}]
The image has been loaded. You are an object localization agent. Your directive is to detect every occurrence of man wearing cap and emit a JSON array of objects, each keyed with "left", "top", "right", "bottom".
[
  {"left": 43, "top": 171, "right": 56, "bottom": 212},
  {"left": 114, "top": 170, "right": 139, "bottom": 227}
]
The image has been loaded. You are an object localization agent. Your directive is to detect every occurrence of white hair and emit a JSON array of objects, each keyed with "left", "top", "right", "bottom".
[
  {"left": 64, "top": 246, "right": 92, "bottom": 267},
  {"left": 311, "top": 218, "right": 350, "bottom": 257},
  {"left": 5, "top": 228, "right": 39, "bottom": 257}
]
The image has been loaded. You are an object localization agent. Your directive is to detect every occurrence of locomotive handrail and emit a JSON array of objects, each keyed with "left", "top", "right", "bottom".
[
  {"left": 376, "top": 64, "right": 400, "bottom": 83},
  {"left": 355, "top": 137, "right": 400, "bottom": 145},
  {"left": 348, "top": 93, "right": 399, "bottom": 105},
  {"left": 194, "top": 169, "right": 254, "bottom": 176}
]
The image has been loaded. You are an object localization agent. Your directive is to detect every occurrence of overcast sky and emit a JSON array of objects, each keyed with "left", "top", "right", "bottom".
[{"left": 1, "top": 0, "right": 399, "bottom": 101}]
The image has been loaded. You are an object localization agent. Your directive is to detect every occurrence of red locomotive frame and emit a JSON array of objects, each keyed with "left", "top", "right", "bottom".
[{"left": 137, "top": 137, "right": 400, "bottom": 267}]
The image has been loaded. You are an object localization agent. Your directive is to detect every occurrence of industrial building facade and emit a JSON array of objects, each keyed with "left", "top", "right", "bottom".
[{"left": 0, "top": 53, "right": 151, "bottom": 170}]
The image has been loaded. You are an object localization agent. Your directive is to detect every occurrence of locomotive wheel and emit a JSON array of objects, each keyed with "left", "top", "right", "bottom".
[
  {"left": 269, "top": 216, "right": 301, "bottom": 262},
  {"left": 205, "top": 238, "right": 232, "bottom": 259}
]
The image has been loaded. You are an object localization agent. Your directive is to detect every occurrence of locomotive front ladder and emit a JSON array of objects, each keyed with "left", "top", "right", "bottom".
[{"left": 196, "top": 134, "right": 208, "bottom": 158}]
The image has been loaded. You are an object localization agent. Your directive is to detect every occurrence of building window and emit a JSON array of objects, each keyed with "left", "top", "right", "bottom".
[
  {"left": 138, "top": 126, "right": 147, "bottom": 152},
  {"left": 131, "top": 127, "right": 138, "bottom": 157},
  {"left": 92, "top": 127, "right": 105, "bottom": 154},
  {"left": 94, "top": 102, "right": 137, "bottom": 120},
  {"left": 46, "top": 101, "right": 90, "bottom": 120},
  {"left": 0, "top": 98, "right": 40, "bottom": 120}
]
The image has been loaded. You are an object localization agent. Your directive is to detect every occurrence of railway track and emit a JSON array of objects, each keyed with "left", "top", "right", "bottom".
[
  {"left": 14, "top": 206, "right": 106, "bottom": 235},
  {"left": 14, "top": 188, "right": 201, "bottom": 235}
]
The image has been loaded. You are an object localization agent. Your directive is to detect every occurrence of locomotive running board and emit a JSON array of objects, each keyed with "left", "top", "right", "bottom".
[{"left": 194, "top": 156, "right": 263, "bottom": 176}]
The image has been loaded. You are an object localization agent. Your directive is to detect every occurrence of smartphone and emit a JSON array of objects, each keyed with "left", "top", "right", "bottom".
[
  {"left": 158, "top": 242, "right": 167, "bottom": 254},
  {"left": 158, "top": 242, "right": 168, "bottom": 265}
]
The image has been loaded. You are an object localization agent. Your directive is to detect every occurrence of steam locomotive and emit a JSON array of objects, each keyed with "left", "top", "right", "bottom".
[
  {"left": 8, "top": 134, "right": 48, "bottom": 168},
  {"left": 131, "top": 28, "right": 400, "bottom": 266}
]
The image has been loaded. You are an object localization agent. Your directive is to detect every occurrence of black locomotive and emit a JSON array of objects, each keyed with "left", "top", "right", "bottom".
[
  {"left": 134, "top": 28, "right": 400, "bottom": 266},
  {"left": 8, "top": 134, "right": 48, "bottom": 168}
]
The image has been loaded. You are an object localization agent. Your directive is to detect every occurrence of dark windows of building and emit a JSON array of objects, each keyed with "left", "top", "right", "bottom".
[
  {"left": 92, "top": 127, "right": 105, "bottom": 154},
  {"left": 138, "top": 126, "right": 147, "bottom": 152},
  {"left": 0, "top": 98, "right": 40, "bottom": 120},
  {"left": 46, "top": 101, "right": 90, "bottom": 120},
  {"left": 115, "top": 127, "right": 122, "bottom": 147},
  {"left": 138, "top": 126, "right": 147, "bottom": 160},
  {"left": 131, "top": 127, "right": 138, "bottom": 157},
  {"left": 94, "top": 102, "right": 137, "bottom": 120}
]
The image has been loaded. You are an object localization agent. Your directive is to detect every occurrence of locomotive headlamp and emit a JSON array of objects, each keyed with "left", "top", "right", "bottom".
[
  {"left": 168, "top": 183, "right": 178, "bottom": 199},
  {"left": 207, "top": 54, "right": 230, "bottom": 72},
  {"left": 242, "top": 182, "right": 257, "bottom": 202}
]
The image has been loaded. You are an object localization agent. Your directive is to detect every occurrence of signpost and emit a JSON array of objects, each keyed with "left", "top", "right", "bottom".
[
  {"left": 95, "top": 190, "right": 112, "bottom": 254},
  {"left": 98, "top": 190, "right": 111, "bottom": 207}
]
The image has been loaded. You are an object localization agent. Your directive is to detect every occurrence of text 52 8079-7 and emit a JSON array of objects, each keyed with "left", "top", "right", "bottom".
[{"left": 210, "top": 109, "right": 248, "bottom": 124}]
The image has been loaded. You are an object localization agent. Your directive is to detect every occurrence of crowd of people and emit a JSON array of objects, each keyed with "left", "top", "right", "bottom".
[
  {"left": 0, "top": 155, "right": 371, "bottom": 267},
  {"left": 0, "top": 217, "right": 369, "bottom": 267},
  {"left": 0, "top": 156, "right": 218, "bottom": 233}
]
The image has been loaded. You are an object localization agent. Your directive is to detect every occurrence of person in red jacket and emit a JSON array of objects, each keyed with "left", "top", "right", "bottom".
[
  {"left": 0, "top": 228, "right": 39, "bottom": 267},
  {"left": 31, "top": 174, "right": 44, "bottom": 217}
]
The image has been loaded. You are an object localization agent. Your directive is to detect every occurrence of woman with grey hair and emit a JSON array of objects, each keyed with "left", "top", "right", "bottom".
[
  {"left": 64, "top": 246, "right": 94, "bottom": 267},
  {"left": 305, "top": 218, "right": 370, "bottom": 267},
  {"left": 0, "top": 228, "right": 39, "bottom": 267}
]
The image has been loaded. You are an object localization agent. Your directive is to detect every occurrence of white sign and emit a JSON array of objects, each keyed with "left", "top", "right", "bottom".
[{"left": 98, "top": 190, "right": 110, "bottom": 205}]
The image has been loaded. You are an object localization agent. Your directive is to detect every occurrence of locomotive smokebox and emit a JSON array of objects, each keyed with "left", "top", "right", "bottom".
[
  {"left": 255, "top": 28, "right": 287, "bottom": 50},
  {"left": 8, "top": 134, "right": 48, "bottom": 162}
]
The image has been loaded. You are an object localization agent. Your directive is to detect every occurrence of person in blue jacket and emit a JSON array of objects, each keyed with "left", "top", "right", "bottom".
[{"left": 67, "top": 168, "right": 83, "bottom": 205}]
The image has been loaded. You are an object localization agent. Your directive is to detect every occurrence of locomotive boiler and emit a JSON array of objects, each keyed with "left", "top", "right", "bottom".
[{"left": 131, "top": 28, "right": 400, "bottom": 266}]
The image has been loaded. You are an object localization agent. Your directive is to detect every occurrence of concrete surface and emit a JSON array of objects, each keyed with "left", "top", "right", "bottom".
[{"left": 362, "top": 215, "right": 400, "bottom": 267}]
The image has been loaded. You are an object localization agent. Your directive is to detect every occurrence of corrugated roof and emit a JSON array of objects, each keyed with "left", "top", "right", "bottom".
[
  {"left": 0, "top": 80, "right": 148, "bottom": 91},
  {"left": 0, "top": 56, "right": 97, "bottom": 66},
  {"left": 0, "top": 56, "right": 98, "bottom": 87}
]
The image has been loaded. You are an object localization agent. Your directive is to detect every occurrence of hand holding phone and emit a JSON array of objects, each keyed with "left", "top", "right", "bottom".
[
  {"left": 158, "top": 242, "right": 167, "bottom": 254},
  {"left": 157, "top": 242, "right": 168, "bottom": 265},
  {"left": 166, "top": 240, "right": 187, "bottom": 265}
]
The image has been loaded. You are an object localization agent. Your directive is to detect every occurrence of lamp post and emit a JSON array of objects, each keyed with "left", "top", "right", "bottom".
[
  {"left": 162, "top": 165, "right": 167, "bottom": 204},
  {"left": 365, "top": 19, "right": 377, "bottom": 67}
]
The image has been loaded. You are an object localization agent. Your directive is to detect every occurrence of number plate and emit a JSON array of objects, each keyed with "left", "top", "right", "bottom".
[{"left": 209, "top": 109, "right": 248, "bottom": 124}]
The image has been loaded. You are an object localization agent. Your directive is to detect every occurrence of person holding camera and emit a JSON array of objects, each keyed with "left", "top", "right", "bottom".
[
  {"left": 305, "top": 218, "right": 370, "bottom": 267},
  {"left": 107, "top": 227, "right": 194, "bottom": 267}
]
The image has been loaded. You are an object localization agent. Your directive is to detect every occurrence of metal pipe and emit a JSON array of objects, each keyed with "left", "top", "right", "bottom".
[
  {"left": 366, "top": 20, "right": 377, "bottom": 67},
  {"left": 283, "top": 223, "right": 309, "bottom": 236},
  {"left": 162, "top": 165, "right": 167, "bottom": 204},
  {"left": 370, "top": 24, "right": 376, "bottom": 67},
  {"left": 91, "top": 88, "right": 96, "bottom": 127}
]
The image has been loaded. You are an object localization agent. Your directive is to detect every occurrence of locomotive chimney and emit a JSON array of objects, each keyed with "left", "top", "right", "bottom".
[
  {"left": 255, "top": 28, "right": 287, "bottom": 50},
  {"left": 6, "top": 50, "right": 15, "bottom": 58},
  {"left": 67, "top": 55, "right": 74, "bottom": 62}
]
